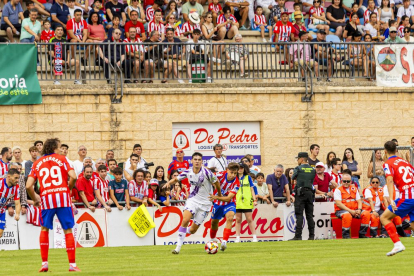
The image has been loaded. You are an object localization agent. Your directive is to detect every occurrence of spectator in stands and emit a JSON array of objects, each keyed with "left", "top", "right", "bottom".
[
  {"left": 88, "top": 11, "right": 107, "bottom": 43},
  {"left": 148, "top": 9, "right": 165, "bottom": 41},
  {"left": 77, "top": 157, "right": 96, "bottom": 178},
  {"left": 285, "top": 167, "right": 294, "bottom": 194},
  {"left": 154, "top": 165, "right": 167, "bottom": 187},
  {"left": 126, "top": 0, "right": 146, "bottom": 24},
  {"left": 163, "top": 28, "right": 184, "bottom": 82},
  {"left": 256, "top": 0, "right": 273, "bottom": 23},
  {"left": 72, "top": 145, "right": 90, "bottom": 176},
  {"left": 363, "top": 0, "right": 379, "bottom": 24},
  {"left": 67, "top": 9, "right": 92, "bottom": 64},
  {"left": 208, "top": 0, "right": 224, "bottom": 26},
  {"left": 77, "top": 165, "right": 97, "bottom": 211},
  {"left": 106, "top": 159, "right": 117, "bottom": 181},
  {"left": 385, "top": 23, "right": 404, "bottom": 41},
  {"left": 106, "top": 0, "right": 127, "bottom": 27},
  {"left": 1, "top": 0, "right": 24, "bottom": 43},
  {"left": 311, "top": 29, "right": 338, "bottom": 82},
  {"left": 145, "top": 0, "right": 163, "bottom": 22},
  {"left": 67, "top": 0, "right": 84, "bottom": 19},
  {"left": 97, "top": 28, "right": 132, "bottom": 83},
  {"left": 34, "top": 141, "right": 43, "bottom": 157},
  {"left": 171, "top": 180, "right": 188, "bottom": 206},
  {"left": 49, "top": 26, "right": 82, "bottom": 85},
  {"left": 109, "top": 167, "right": 131, "bottom": 210},
  {"left": 398, "top": 15, "right": 411, "bottom": 37},
  {"left": 342, "top": 148, "right": 362, "bottom": 188},
  {"left": 50, "top": 0, "right": 71, "bottom": 31},
  {"left": 25, "top": 146, "right": 38, "bottom": 178},
  {"left": 326, "top": 0, "right": 347, "bottom": 37},
  {"left": 308, "top": 0, "right": 330, "bottom": 35},
  {"left": 225, "top": 0, "right": 249, "bottom": 30},
  {"left": 207, "top": 144, "right": 228, "bottom": 172},
  {"left": 11, "top": 147, "right": 25, "bottom": 170},
  {"left": 290, "top": 31, "right": 320, "bottom": 81},
  {"left": 23, "top": 1, "right": 34, "bottom": 18},
  {"left": 186, "top": 29, "right": 212, "bottom": 83},
  {"left": 124, "top": 26, "right": 145, "bottom": 83},
  {"left": 362, "top": 33, "right": 376, "bottom": 81},
  {"left": 148, "top": 179, "right": 162, "bottom": 209},
  {"left": 128, "top": 169, "right": 149, "bottom": 207},
  {"left": 291, "top": 11, "right": 308, "bottom": 42},
  {"left": 367, "top": 149, "right": 385, "bottom": 186},
  {"left": 124, "top": 144, "right": 147, "bottom": 170},
  {"left": 167, "top": 149, "right": 189, "bottom": 188},
  {"left": 93, "top": 165, "right": 112, "bottom": 211},
  {"left": 40, "top": 20, "right": 54, "bottom": 42},
  {"left": 269, "top": 0, "right": 286, "bottom": 28},
  {"left": 165, "top": 1, "right": 181, "bottom": 24},
  {"left": 182, "top": 0, "right": 204, "bottom": 22},
  {"left": 125, "top": 10, "right": 146, "bottom": 39},
  {"left": 330, "top": 158, "right": 342, "bottom": 185},
  {"left": 95, "top": 158, "right": 106, "bottom": 172},
  {"left": 32, "top": 0, "right": 52, "bottom": 16},
  {"left": 267, "top": 164, "right": 290, "bottom": 206},
  {"left": 0, "top": 147, "right": 11, "bottom": 178},
  {"left": 108, "top": 15, "right": 125, "bottom": 40},
  {"left": 143, "top": 30, "right": 173, "bottom": 83},
  {"left": 217, "top": 6, "right": 239, "bottom": 40},
  {"left": 273, "top": 12, "right": 292, "bottom": 65},
  {"left": 324, "top": 151, "right": 336, "bottom": 174},
  {"left": 334, "top": 172, "right": 371, "bottom": 239},
  {"left": 182, "top": 11, "right": 201, "bottom": 39},
  {"left": 165, "top": 14, "right": 183, "bottom": 39},
  {"left": 124, "top": 154, "right": 139, "bottom": 181},
  {"left": 347, "top": 32, "right": 364, "bottom": 80},
  {"left": 344, "top": 13, "right": 360, "bottom": 42},
  {"left": 255, "top": 172, "right": 270, "bottom": 204},
  {"left": 253, "top": 6, "right": 273, "bottom": 42},
  {"left": 365, "top": 12, "right": 382, "bottom": 41},
  {"left": 379, "top": 0, "right": 394, "bottom": 31},
  {"left": 314, "top": 162, "right": 337, "bottom": 202},
  {"left": 396, "top": 0, "right": 414, "bottom": 25},
  {"left": 106, "top": 150, "right": 115, "bottom": 166},
  {"left": 89, "top": 0, "right": 108, "bottom": 29}
]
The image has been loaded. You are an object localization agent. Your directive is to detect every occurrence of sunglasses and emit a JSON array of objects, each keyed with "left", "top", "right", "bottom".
[
  {"left": 390, "top": 31, "right": 397, "bottom": 33},
  {"left": 371, "top": 181, "right": 379, "bottom": 184},
  {"left": 342, "top": 180, "right": 351, "bottom": 183},
  {"left": 176, "top": 151, "right": 183, "bottom": 153},
  {"left": 404, "top": 31, "right": 410, "bottom": 33}
]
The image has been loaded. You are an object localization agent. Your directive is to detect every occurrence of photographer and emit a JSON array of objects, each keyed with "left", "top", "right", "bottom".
[{"left": 290, "top": 152, "right": 316, "bottom": 241}]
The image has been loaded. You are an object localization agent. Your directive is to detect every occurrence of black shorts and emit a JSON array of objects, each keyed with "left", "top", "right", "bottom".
[
  {"left": 1, "top": 23, "right": 21, "bottom": 32},
  {"left": 236, "top": 209, "right": 253, "bottom": 213},
  {"left": 234, "top": 10, "right": 242, "bottom": 21}
]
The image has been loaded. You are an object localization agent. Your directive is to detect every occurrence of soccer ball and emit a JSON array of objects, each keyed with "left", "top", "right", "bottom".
[{"left": 205, "top": 241, "right": 219, "bottom": 254}]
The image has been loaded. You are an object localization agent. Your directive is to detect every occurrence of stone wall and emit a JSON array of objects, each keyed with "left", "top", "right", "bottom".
[{"left": 1, "top": 83, "right": 414, "bottom": 186}]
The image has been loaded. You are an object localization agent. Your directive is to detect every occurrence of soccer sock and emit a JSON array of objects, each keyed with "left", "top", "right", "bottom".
[
  {"left": 65, "top": 233, "right": 76, "bottom": 264},
  {"left": 210, "top": 229, "right": 218, "bottom": 239},
  {"left": 186, "top": 227, "right": 192, "bottom": 235},
  {"left": 385, "top": 222, "right": 401, "bottom": 244},
  {"left": 39, "top": 231, "right": 49, "bottom": 263},
  {"left": 176, "top": 226, "right": 187, "bottom": 249},
  {"left": 223, "top": 228, "right": 231, "bottom": 242}
]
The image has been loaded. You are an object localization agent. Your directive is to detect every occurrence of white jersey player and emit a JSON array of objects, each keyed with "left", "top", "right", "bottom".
[{"left": 164, "top": 152, "right": 222, "bottom": 254}]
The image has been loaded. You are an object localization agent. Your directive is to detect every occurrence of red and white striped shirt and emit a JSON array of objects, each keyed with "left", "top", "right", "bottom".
[
  {"left": 165, "top": 23, "right": 182, "bottom": 37},
  {"left": 217, "top": 14, "right": 237, "bottom": 31},
  {"left": 330, "top": 172, "right": 342, "bottom": 185},
  {"left": 146, "top": 6, "right": 155, "bottom": 22},
  {"left": 181, "top": 21, "right": 201, "bottom": 38},
  {"left": 28, "top": 154, "right": 74, "bottom": 210},
  {"left": 66, "top": 18, "right": 88, "bottom": 40},
  {"left": 309, "top": 6, "right": 324, "bottom": 25},
  {"left": 148, "top": 20, "right": 165, "bottom": 36},
  {"left": 0, "top": 160, "right": 8, "bottom": 178},
  {"left": 273, "top": 21, "right": 293, "bottom": 42},
  {"left": 398, "top": 25, "right": 405, "bottom": 38},
  {"left": 0, "top": 178, "right": 19, "bottom": 214},
  {"left": 128, "top": 180, "right": 148, "bottom": 206},
  {"left": 171, "top": 189, "right": 187, "bottom": 206},
  {"left": 213, "top": 171, "right": 240, "bottom": 206},
  {"left": 93, "top": 177, "right": 110, "bottom": 204},
  {"left": 26, "top": 204, "right": 41, "bottom": 226},
  {"left": 363, "top": 8, "right": 378, "bottom": 24},
  {"left": 124, "top": 37, "right": 145, "bottom": 54},
  {"left": 254, "top": 14, "right": 266, "bottom": 28},
  {"left": 208, "top": 3, "right": 222, "bottom": 13}
]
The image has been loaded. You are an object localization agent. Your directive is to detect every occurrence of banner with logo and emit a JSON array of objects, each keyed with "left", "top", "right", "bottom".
[
  {"left": 53, "top": 209, "right": 108, "bottom": 248},
  {"left": 172, "top": 122, "right": 261, "bottom": 166},
  {"left": 0, "top": 44, "right": 42, "bottom": 105},
  {"left": 154, "top": 205, "right": 284, "bottom": 245},
  {"left": 375, "top": 44, "right": 414, "bottom": 87},
  {"left": 0, "top": 214, "right": 19, "bottom": 250}
]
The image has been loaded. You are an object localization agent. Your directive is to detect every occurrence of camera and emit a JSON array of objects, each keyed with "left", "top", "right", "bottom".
[{"left": 144, "top": 162, "right": 154, "bottom": 169}]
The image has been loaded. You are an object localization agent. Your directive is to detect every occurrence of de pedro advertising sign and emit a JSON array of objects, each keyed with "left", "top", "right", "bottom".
[{"left": 172, "top": 122, "right": 261, "bottom": 165}]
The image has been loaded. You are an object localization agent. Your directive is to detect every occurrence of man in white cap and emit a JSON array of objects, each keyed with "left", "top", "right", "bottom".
[
  {"left": 182, "top": 12, "right": 201, "bottom": 39},
  {"left": 384, "top": 26, "right": 405, "bottom": 43},
  {"left": 313, "top": 162, "right": 337, "bottom": 202},
  {"left": 182, "top": 0, "right": 204, "bottom": 22}
]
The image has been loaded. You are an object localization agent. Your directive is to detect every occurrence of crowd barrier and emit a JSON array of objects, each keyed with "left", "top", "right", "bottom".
[{"left": 0, "top": 203, "right": 335, "bottom": 250}]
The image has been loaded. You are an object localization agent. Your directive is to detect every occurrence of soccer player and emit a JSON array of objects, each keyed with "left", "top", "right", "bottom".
[
  {"left": 380, "top": 141, "right": 414, "bottom": 256},
  {"left": 165, "top": 152, "right": 222, "bottom": 254},
  {"left": 26, "top": 138, "right": 80, "bottom": 272},
  {"left": 94, "top": 165, "right": 112, "bottom": 211},
  {"left": 208, "top": 162, "right": 240, "bottom": 251},
  {"left": 0, "top": 168, "right": 21, "bottom": 238}
]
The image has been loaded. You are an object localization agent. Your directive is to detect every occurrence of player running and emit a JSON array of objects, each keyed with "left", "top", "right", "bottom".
[
  {"left": 380, "top": 141, "right": 414, "bottom": 256},
  {"left": 26, "top": 138, "right": 80, "bottom": 272},
  {"left": 164, "top": 152, "right": 222, "bottom": 254},
  {"left": 208, "top": 162, "right": 240, "bottom": 251},
  {"left": 0, "top": 168, "right": 21, "bottom": 238}
]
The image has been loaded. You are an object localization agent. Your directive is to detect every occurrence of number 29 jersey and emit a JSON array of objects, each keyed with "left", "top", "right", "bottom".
[
  {"left": 383, "top": 156, "right": 414, "bottom": 200},
  {"left": 28, "top": 153, "right": 74, "bottom": 210}
]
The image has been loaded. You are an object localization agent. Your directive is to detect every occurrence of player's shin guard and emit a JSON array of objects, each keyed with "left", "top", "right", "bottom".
[
  {"left": 223, "top": 228, "right": 231, "bottom": 242},
  {"left": 40, "top": 231, "right": 49, "bottom": 263},
  {"left": 65, "top": 233, "right": 76, "bottom": 264},
  {"left": 210, "top": 229, "right": 218, "bottom": 239},
  {"left": 385, "top": 222, "right": 401, "bottom": 244}
]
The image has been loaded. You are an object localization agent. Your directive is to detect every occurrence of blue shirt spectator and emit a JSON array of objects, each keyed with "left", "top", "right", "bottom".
[
  {"left": 0, "top": 0, "right": 24, "bottom": 43},
  {"left": 266, "top": 171, "right": 289, "bottom": 203},
  {"left": 108, "top": 179, "right": 128, "bottom": 202},
  {"left": 50, "top": 0, "right": 71, "bottom": 29}
]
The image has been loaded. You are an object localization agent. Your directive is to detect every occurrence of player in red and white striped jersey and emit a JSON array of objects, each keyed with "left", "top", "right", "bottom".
[
  {"left": 181, "top": 20, "right": 201, "bottom": 39},
  {"left": 0, "top": 147, "right": 11, "bottom": 178},
  {"left": 0, "top": 169, "right": 21, "bottom": 238},
  {"left": 26, "top": 138, "right": 80, "bottom": 272},
  {"left": 67, "top": 9, "right": 92, "bottom": 65},
  {"left": 94, "top": 165, "right": 112, "bottom": 211},
  {"left": 253, "top": 6, "right": 273, "bottom": 42},
  {"left": 208, "top": 163, "right": 240, "bottom": 251},
  {"left": 148, "top": 10, "right": 165, "bottom": 40},
  {"left": 128, "top": 169, "right": 149, "bottom": 207}
]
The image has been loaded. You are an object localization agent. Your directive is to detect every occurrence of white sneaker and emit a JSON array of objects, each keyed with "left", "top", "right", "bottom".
[
  {"left": 74, "top": 80, "right": 82, "bottom": 85},
  {"left": 207, "top": 77, "right": 212, "bottom": 83},
  {"left": 216, "top": 59, "right": 221, "bottom": 64},
  {"left": 220, "top": 241, "right": 227, "bottom": 251},
  {"left": 212, "top": 57, "right": 216, "bottom": 62},
  {"left": 189, "top": 79, "right": 192, "bottom": 83},
  {"left": 386, "top": 244, "right": 405, "bottom": 256},
  {"left": 53, "top": 80, "right": 61, "bottom": 85},
  {"left": 253, "top": 237, "right": 258, "bottom": 242},
  {"left": 234, "top": 237, "right": 240, "bottom": 243},
  {"left": 172, "top": 247, "right": 180, "bottom": 254},
  {"left": 178, "top": 79, "right": 184, "bottom": 84},
  {"left": 262, "top": 38, "right": 267, "bottom": 43}
]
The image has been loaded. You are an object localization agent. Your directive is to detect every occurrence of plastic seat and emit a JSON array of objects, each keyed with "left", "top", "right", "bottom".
[
  {"left": 360, "top": 17, "right": 364, "bottom": 25},
  {"left": 306, "top": 18, "right": 318, "bottom": 32},
  {"left": 251, "top": 19, "right": 269, "bottom": 32},
  {"left": 326, "top": 34, "right": 347, "bottom": 49}
]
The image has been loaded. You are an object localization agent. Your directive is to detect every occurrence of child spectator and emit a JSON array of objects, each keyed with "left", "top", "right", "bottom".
[
  {"left": 40, "top": 20, "right": 54, "bottom": 42},
  {"left": 208, "top": 0, "right": 223, "bottom": 26},
  {"left": 165, "top": 0, "right": 180, "bottom": 23},
  {"left": 254, "top": 6, "right": 272, "bottom": 42},
  {"left": 383, "top": 19, "right": 397, "bottom": 38},
  {"left": 108, "top": 15, "right": 125, "bottom": 40},
  {"left": 148, "top": 179, "right": 162, "bottom": 210},
  {"left": 255, "top": 172, "right": 270, "bottom": 204},
  {"left": 89, "top": 0, "right": 108, "bottom": 29},
  {"left": 171, "top": 181, "right": 188, "bottom": 206},
  {"left": 67, "top": 0, "right": 84, "bottom": 19},
  {"left": 23, "top": 1, "right": 35, "bottom": 18},
  {"left": 290, "top": 3, "right": 304, "bottom": 23},
  {"left": 145, "top": 171, "right": 152, "bottom": 183}
]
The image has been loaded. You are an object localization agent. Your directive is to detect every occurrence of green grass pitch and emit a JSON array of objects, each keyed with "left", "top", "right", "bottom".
[{"left": 1, "top": 238, "right": 413, "bottom": 275}]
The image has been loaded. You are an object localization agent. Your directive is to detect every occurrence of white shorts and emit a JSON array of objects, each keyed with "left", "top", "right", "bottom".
[{"left": 183, "top": 198, "right": 211, "bottom": 226}]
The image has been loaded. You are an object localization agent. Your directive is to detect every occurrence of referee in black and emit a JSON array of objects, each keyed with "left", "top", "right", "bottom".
[{"left": 290, "top": 152, "right": 316, "bottom": 240}]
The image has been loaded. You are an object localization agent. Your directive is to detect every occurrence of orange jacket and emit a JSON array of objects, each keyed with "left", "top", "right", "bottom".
[
  {"left": 334, "top": 184, "right": 359, "bottom": 212},
  {"left": 362, "top": 186, "right": 385, "bottom": 211}
]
